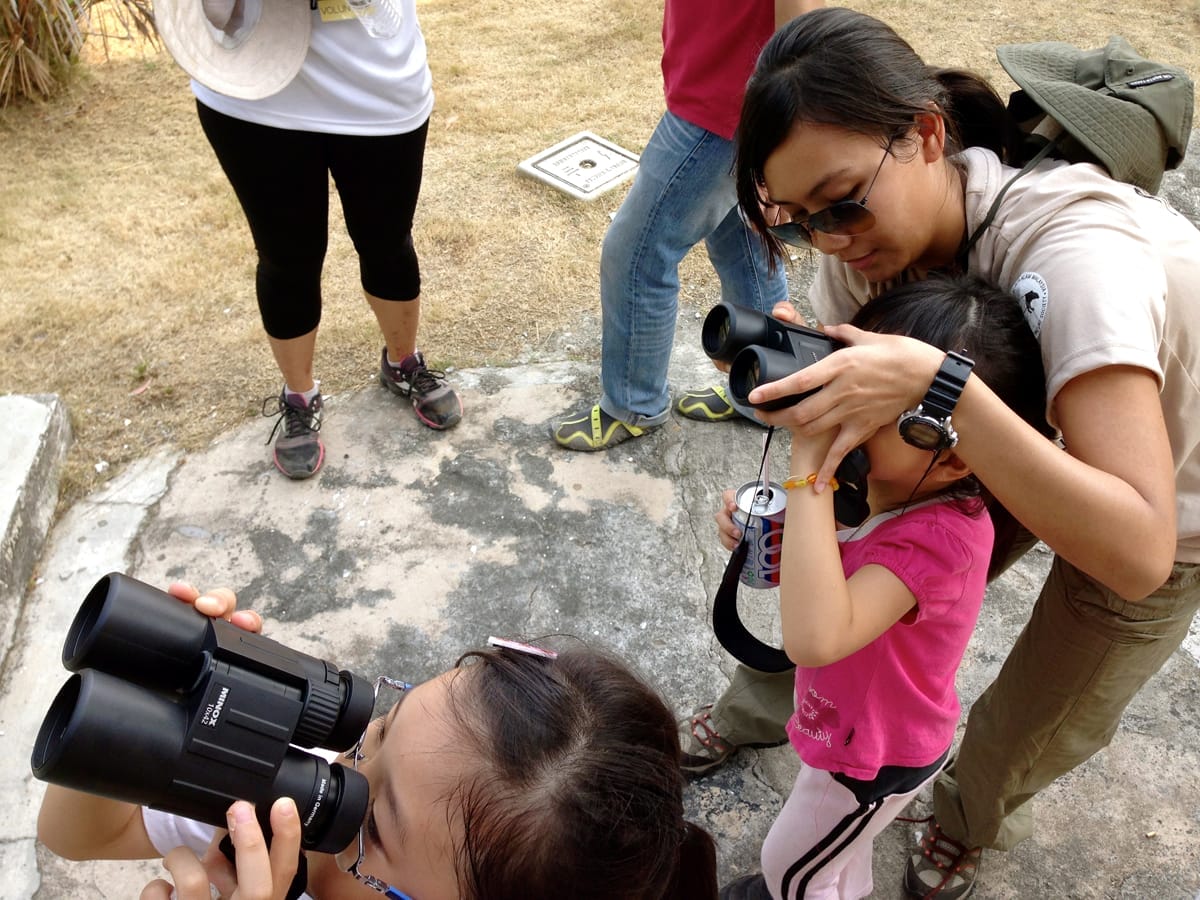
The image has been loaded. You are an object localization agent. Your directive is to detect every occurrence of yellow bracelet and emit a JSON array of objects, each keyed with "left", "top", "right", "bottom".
[{"left": 782, "top": 473, "right": 839, "bottom": 491}]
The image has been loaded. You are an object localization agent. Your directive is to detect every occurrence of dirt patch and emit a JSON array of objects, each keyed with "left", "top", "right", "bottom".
[{"left": 2, "top": 0, "right": 1199, "bottom": 508}]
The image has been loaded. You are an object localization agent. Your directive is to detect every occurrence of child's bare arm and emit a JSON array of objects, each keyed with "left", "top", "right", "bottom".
[
  {"left": 778, "top": 433, "right": 916, "bottom": 667},
  {"left": 38, "top": 785, "right": 157, "bottom": 860}
]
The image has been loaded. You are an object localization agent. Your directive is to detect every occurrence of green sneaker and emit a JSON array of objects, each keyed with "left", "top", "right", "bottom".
[
  {"left": 675, "top": 384, "right": 737, "bottom": 421},
  {"left": 552, "top": 404, "right": 651, "bottom": 451}
]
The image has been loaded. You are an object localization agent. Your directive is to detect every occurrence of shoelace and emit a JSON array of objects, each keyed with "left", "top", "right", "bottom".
[
  {"left": 403, "top": 363, "right": 447, "bottom": 396},
  {"left": 262, "top": 394, "right": 321, "bottom": 444}
]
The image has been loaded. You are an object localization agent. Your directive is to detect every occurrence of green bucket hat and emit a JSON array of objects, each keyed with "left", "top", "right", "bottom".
[{"left": 997, "top": 36, "right": 1194, "bottom": 193}]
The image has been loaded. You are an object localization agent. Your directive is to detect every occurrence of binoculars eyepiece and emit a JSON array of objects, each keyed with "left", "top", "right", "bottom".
[
  {"left": 31, "top": 573, "right": 375, "bottom": 854},
  {"left": 701, "top": 302, "right": 840, "bottom": 411}
]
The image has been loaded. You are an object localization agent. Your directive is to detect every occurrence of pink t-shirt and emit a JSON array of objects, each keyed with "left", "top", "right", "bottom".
[
  {"left": 786, "top": 500, "right": 993, "bottom": 779},
  {"left": 661, "top": 0, "right": 776, "bottom": 140}
]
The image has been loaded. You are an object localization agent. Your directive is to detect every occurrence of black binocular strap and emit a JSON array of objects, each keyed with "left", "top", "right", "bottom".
[
  {"left": 712, "top": 427, "right": 794, "bottom": 673},
  {"left": 712, "top": 534, "right": 795, "bottom": 673}
]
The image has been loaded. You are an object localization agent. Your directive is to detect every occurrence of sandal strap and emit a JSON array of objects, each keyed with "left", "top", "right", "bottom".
[
  {"left": 921, "top": 822, "right": 979, "bottom": 872},
  {"left": 689, "top": 710, "right": 733, "bottom": 755}
]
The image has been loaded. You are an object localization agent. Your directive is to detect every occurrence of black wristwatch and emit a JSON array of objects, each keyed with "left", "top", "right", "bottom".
[{"left": 897, "top": 351, "right": 975, "bottom": 451}]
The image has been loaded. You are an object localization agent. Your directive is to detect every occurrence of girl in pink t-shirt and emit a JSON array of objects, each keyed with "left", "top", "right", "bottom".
[{"left": 716, "top": 274, "right": 1050, "bottom": 900}]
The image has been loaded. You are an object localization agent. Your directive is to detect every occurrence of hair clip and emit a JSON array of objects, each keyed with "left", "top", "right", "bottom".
[{"left": 487, "top": 636, "right": 558, "bottom": 659}]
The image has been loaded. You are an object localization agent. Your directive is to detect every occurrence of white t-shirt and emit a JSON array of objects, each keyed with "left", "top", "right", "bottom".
[
  {"left": 810, "top": 147, "right": 1200, "bottom": 563},
  {"left": 143, "top": 807, "right": 317, "bottom": 899},
  {"left": 192, "top": 0, "right": 433, "bottom": 135}
]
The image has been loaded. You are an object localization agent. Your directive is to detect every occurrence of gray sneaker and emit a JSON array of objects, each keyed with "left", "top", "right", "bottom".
[
  {"left": 380, "top": 349, "right": 462, "bottom": 430},
  {"left": 263, "top": 389, "right": 324, "bottom": 479},
  {"left": 551, "top": 403, "right": 652, "bottom": 451}
]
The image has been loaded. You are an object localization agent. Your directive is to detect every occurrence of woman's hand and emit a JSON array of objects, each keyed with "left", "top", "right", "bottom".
[
  {"left": 749, "top": 324, "right": 944, "bottom": 485},
  {"left": 167, "top": 582, "right": 263, "bottom": 634},
  {"left": 139, "top": 798, "right": 301, "bottom": 900},
  {"left": 715, "top": 489, "right": 742, "bottom": 551}
]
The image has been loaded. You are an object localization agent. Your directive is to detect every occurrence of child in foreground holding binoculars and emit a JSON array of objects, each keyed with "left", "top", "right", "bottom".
[{"left": 38, "top": 582, "right": 719, "bottom": 900}]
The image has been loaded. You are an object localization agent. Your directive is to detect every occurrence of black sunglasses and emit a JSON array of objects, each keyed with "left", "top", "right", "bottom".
[{"left": 766, "top": 141, "right": 893, "bottom": 250}]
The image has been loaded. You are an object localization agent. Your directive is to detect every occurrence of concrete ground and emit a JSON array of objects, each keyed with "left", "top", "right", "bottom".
[
  {"left": 3, "top": 307, "right": 1199, "bottom": 899},
  {"left": 6, "top": 134, "right": 1200, "bottom": 899}
]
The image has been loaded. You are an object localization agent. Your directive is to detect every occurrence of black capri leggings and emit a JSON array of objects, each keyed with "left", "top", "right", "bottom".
[{"left": 197, "top": 102, "right": 429, "bottom": 340}]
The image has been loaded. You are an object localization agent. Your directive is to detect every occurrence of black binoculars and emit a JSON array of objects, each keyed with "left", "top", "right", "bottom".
[
  {"left": 31, "top": 573, "right": 374, "bottom": 854},
  {"left": 702, "top": 302, "right": 840, "bottom": 410}
]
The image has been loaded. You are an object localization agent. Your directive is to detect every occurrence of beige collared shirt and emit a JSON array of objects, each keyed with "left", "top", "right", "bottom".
[{"left": 811, "top": 147, "right": 1200, "bottom": 563}]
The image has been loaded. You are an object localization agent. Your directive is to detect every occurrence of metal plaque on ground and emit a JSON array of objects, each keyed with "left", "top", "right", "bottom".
[{"left": 517, "top": 131, "right": 639, "bottom": 201}]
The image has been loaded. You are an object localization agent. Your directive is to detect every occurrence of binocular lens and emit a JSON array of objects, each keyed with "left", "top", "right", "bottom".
[
  {"left": 273, "top": 750, "right": 369, "bottom": 854},
  {"left": 729, "top": 347, "right": 801, "bottom": 410},
  {"left": 65, "top": 573, "right": 212, "bottom": 690},
  {"left": 702, "top": 303, "right": 771, "bottom": 362},
  {"left": 32, "top": 670, "right": 188, "bottom": 800}
]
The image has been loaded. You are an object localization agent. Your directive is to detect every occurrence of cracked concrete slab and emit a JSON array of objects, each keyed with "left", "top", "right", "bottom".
[{"left": 7, "top": 314, "right": 1200, "bottom": 899}]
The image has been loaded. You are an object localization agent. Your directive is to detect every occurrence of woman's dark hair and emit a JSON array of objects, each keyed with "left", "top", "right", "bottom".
[
  {"left": 446, "top": 644, "right": 717, "bottom": 900},
  {"left": 850, "top": 273, "right": 1053, "bottom": 576},
  {"left": 735, "top": 7, "right": 1020, "bottom": 263}
]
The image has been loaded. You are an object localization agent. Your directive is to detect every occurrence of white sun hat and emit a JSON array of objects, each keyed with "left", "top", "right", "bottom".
[{"left": 154, "top": 0, "right": 312, "bottom": 100}]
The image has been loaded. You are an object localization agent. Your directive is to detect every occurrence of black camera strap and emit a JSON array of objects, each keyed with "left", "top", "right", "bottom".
[{"left": 711, "top": 430, "right": 870, "bottom": 673}]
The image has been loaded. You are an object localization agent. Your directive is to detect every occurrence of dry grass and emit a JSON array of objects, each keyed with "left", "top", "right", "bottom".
[{"left": 2, "top": 0, "right": 1198, "bottom": 510}]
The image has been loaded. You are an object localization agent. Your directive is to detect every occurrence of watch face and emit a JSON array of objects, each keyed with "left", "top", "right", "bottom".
[{"left": 899, "top": 417, "right": 946, "bottom": 451}]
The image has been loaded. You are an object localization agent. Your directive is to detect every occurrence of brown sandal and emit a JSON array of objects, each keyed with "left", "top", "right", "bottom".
[{"left": 680, "top": 705, "right": 736, "bottom": 775}]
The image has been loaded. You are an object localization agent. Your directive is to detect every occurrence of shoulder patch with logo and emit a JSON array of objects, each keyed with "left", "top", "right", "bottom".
[{"left": 1011, "top": 272, "right": 1048, "bottom": 339}]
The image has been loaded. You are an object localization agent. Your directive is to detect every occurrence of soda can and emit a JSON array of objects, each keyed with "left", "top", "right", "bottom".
[{"left": 734, "top": 480, "right": 787, "bottom": 588}]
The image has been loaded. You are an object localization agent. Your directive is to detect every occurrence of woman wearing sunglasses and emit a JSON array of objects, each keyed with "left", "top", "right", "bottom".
[
  {"left": 38, "top": 585, "right": 718, "bottom": 900},
  {"left": 692, "top": 7, "right": 1200, "bottom": 899}
]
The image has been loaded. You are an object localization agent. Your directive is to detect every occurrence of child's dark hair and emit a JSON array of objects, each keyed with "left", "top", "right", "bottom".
[
  {"left": 735, "top": 7, "right": 1021, "bottom": 264},
  {"left": 446, "top": 644, "right": 717, "bottom": 900},
  {"left": 850, "top": 273, "right": 1052, "bottom": 576}
]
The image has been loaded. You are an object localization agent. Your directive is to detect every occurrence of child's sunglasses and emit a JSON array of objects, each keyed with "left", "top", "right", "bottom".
[{"left": 766, "top": 142, "right": 892, "bottom": 250}]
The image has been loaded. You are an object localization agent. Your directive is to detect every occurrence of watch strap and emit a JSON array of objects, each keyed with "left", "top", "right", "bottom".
[{"left": 920, "top": 351, "right": 975, "bottom": 420}]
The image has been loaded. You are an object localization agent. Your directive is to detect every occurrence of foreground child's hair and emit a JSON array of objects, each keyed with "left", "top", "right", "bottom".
[{"left": 448, "top": 644, "right": 717, "bottom": 900}]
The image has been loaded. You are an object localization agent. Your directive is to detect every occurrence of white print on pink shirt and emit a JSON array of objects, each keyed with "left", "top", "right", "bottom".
[{"left": 791, "top": 687, "right": 836, "bottom": 748}]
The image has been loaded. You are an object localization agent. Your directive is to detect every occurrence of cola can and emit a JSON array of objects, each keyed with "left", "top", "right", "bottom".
[{"left": 734, "top": 480, "right": 787, "bottom": 588}]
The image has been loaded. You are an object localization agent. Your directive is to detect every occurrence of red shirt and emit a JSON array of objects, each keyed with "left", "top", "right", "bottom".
[{"left": 661, "top": 0, "right": 777, "bottom": 140}]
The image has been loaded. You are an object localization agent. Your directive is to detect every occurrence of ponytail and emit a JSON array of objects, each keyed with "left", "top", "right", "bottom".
[{"left": 933, "top": 67, "right": 1023, "bottom": 161}]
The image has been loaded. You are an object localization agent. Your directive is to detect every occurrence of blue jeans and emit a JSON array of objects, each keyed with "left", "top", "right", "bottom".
[{"left": 599, "top": 110, "right": 788, "bottom": 426}]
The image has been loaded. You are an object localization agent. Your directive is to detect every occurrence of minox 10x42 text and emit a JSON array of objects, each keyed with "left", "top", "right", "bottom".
[
  {"left": 702, "top": 301, "right": 841, "bottom": 410},
  {"left": 31, "top": 573, "right": 374, "bottom": 853}
]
